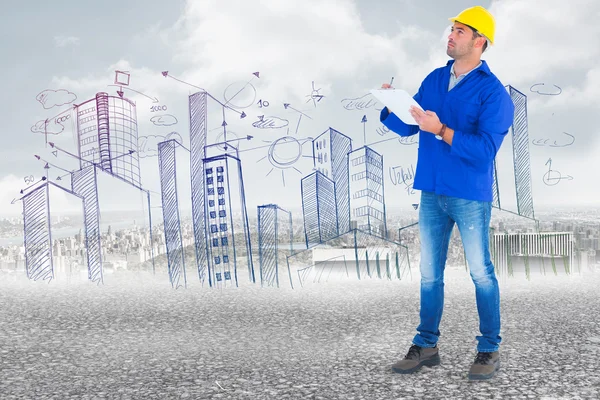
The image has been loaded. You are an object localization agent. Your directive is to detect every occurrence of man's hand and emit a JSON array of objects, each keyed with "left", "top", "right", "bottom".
[
  {"left": 409, "top": 106, "right": 443, "bottom": 134},
  {"left": 381, "top": 83, "right": 393, "bottom": 89}
]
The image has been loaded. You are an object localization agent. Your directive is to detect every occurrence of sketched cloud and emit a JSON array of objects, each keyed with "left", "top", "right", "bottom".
[
  {"left": 530, "top": 83, "right": 562, "bottom": 95},
  {"left": 150, "top": 114, "right": 178, "bottom": 126},
  {"left": 252, "top": 116, "right": 289, "bottom": 129},
  {"left": 30, "top": 119, "right": 66, "bottom": 135},
  {"left": 36, "top": 89, "right": 77, "bottom": 109},
  {"left": 138, "top": 132, "right": 183, "bottom": 158},
  {"left": 341, "top": 93, "right": 380, "bottom": 111}
]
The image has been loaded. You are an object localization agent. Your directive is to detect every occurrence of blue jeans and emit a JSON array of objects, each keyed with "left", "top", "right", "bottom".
[{"left": 412, "top": 191, "right": 501, "bottom": 352}]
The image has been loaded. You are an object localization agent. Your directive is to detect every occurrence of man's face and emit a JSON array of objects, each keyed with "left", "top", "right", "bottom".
[{"left": 446, "top": 22, "right": 478, "bottom": 59}]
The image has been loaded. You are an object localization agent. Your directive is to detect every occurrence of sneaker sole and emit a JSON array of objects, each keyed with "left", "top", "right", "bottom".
[
  {"left": 468, "top": 360, "right": 501, "bottom": 381},
  {"left": 391, "top": 353, "right": 441, "bottom": 374}
]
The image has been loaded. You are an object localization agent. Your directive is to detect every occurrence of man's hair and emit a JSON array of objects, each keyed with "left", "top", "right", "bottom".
[{"left": 464, "top": 23, "right": 488, "bottom": 53}]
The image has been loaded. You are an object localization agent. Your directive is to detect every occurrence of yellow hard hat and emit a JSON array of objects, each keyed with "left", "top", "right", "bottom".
[{"left": 449, "top": 6, "right": 495, "bottom": 45}]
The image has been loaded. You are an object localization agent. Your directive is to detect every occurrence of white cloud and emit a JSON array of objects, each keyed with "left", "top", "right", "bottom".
[
  {"left": 164, "top": 0, "right": 435, "bottom": 105},
  {"left": 484, "top": 0, "right": 600, "bottom": 86},
  {"left": 54, "top": 35, "right": 80, "bottom": 47}
]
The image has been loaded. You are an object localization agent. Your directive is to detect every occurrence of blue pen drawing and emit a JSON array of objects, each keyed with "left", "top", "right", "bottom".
[
  {"left": 150, "top": 114, "right": 178, "bottom": 126},
  {"left": 30, "top": 116, "right": 70, "bottom": 135},
  {"left": 375, "top": 124, "right": 389, "bottom": 137},
  {"left": 138, "top": 132, "right": 183, "bottom": 158},
  {"left": 158, "top": 139, "right": 189, "bottom": 289},
  {"left": 252, "top": 115, "right": 289, "bottom": 129},
  {"left": 302, "top": 171, "right": 338, "bottom": 248},
  {"left": 491, "top": 86, "right": 535, "bottom": 220},
  {"left": 306, "top": 81, "right": 325, "bottom": 107},
  {"left": 543, "top": 158, "right": 573, "bottom": 186},
  {"left": 389, "top": 164, "right": 416, "bottom": 196},
  {"left": 222, "top": 76, "right": 259, "bottom": 109},
  {"left": 75, "top": 92, "right": 142, "bottom": 187},
  {"left": 36, "top": 89, "right": 77, "bottom": 109},
  {"left": 341, "top": 93, "right": 380, "bottom": 111},
  {"left": 313, "top": 128, "right": 352, "bottom": 234},
  {"left": 257, "top": 204, "right": 293, "bottom": 287},
  {"left": 258, "top": 135, "right": 312, "bottom": 187},
  {"left": 532, "top": 132, "right": 575, "bottom": 147},
  {"left": 530, "top": 83, "right": 562, "bottom": 96},
  {"left": 24, "top": 175, "right": 34, "bottom": 184},
  {"left": 257, "top": 99, "right": 269, "bottom": 108},
  {"left": 21, "top": 182, "right": 82, "bottom": 282},
  {"left": 349, "top": 146, "right": 387, "bottom": 238},
  {"left": 189, "top": 91, "right": 209, "bottom": 285},
  {"left": 283, "top": 102, "right": 313, "bottom": 134},
  {"left": 203, "top": 151, "right": 254, "bottom": 288}
]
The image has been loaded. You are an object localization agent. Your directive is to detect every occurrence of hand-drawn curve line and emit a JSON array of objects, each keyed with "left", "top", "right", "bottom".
[
  {"left": 531, "top": 132, "right": 575, "bottom": 147},
  {"left": 36, "top": 89, "right": 77, "bottom": 109},
  {"left": 530, "top": 83, "right": 562, "bottom": 96},
  {"left": 223, "top": 81, "right": 257, "bottom": 109},
  {"left": 150, "top": 114, "right": 178, "bottom": 126},
  {"left": 341, "top": 93, "right": 379, "bottom": 111},
  {"left": 252, "top": 116, "right": 289, "bottom": 129}
]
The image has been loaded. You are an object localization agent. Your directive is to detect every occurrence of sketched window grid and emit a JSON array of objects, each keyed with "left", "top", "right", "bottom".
[
  {"left": 77, "top": 106, "right": 96, "bottom": 117},
  {"left": 352, "top": 189, "right": 383, "bottom": 203},
  {"left": 80, "top": 125, "right": 97, "bottom": 135},
  {"left": 353, "top": 206, "right": 384, "bottom": 221}
]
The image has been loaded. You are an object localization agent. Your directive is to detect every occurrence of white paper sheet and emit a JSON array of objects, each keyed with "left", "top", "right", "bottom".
[{"left": 370, "top": 88, "right": 424, "bottom": 126}]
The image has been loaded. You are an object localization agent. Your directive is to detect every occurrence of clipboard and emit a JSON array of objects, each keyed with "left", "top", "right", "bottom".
[{"left": 370, "top": 88, "right": 424, "bottom": 126}]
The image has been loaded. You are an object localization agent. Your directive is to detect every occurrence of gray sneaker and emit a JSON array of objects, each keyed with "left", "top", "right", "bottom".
[
  {"left": 391, "top": 344, "right": 440, "bottom": 374},
  {"left": 468, "top": 351, "right": 500, "bottom": 380}
]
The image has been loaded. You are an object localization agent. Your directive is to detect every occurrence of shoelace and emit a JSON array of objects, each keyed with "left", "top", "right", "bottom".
[
  {"left": 474, "top": 352, "right": 493, "bottom": 364},
  {"left": 405, "top": 345, "right": 421, "bottom": 360}
]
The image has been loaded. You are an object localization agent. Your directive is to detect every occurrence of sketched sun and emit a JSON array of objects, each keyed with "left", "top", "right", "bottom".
[{"left": 258, "top": 130, "right": 314, "bottom": 186}]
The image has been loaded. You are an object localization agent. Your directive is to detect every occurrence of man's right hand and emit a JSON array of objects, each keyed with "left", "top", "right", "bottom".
[{"left": 381, "top": 83, "right": 393, "bottom": 89}]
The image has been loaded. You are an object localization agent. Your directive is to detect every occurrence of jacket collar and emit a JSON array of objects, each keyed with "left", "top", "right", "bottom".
[{"left": 446, "top": 59, "right": 491, "bottom": 76}]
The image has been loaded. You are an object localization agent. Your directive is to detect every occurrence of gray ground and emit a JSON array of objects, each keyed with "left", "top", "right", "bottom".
[{"left": 1, "top": 267, "right": 600, "bottom": 400}]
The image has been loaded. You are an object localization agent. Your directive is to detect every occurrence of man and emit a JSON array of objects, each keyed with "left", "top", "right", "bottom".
[{"left": 379, "top": 6, "right": 514, "bottom": 380}]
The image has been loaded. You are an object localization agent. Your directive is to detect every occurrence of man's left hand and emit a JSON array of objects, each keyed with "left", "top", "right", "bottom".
[{"left": 409, "top": 106, "right": 442, "bottom": 135}]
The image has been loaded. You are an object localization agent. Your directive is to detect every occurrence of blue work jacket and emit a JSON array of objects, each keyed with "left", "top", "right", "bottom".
[{"left": 380, "top": 59, "right": 515, "bottom": 202}]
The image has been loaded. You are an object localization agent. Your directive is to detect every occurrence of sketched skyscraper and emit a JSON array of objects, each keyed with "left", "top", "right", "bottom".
[
  {"left": 348, "top": 146, "right": 387, "bottom": 238},
  {"left": 189, "top": 91, "right": 209, "bottom": 284},
  {"left": 506, "top": 85, "right": 534, "bottom": 219},
  {"left": 301, "top": 171, "right": 338, "bottom": 248},
  {"left": 312, "top": 128, "right": 352, "bottom": 235},
  {"left": 203, "top": 151, "right": 254, "bottom": 287},
  {"left": 75, "top": 92, "right": 141, "bottom": 186}
]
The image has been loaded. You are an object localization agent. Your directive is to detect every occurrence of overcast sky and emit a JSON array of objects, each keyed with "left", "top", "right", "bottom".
[{"left": 2, "top": 0, "right": 599, "bottom": 221}]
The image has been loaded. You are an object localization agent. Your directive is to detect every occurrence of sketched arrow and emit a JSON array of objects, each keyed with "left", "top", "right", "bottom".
[
  {"left": 222, "top": 72, "right": 261, "bottom": 109},
  {"left": 162, "top": 71, "right": 246, "bottom": 118},
  {"left": 107, "top": 85, "right": 158, "bottom": 103},
  {"left": 20, "top": 176, "right": 47, "bottom": 194},
  {"left": 213, "top": 135, "right": 254, "bottom": 147},
  {"left": 48, "top": 142, "right": 94, "bottom": 166},
  {"left": 34, "top": 155, "right": 73, "bottom": 174},
  {"left": 283, "top": 103, "right": 313, "bottom": 119},
  {"left": 361, "top": 115, "right": 367, "bottom": 144}
]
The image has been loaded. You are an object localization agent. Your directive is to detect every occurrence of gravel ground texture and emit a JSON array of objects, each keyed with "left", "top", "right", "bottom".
[{"left": 1, "top": 267, "right": 599, "bottom": 399}]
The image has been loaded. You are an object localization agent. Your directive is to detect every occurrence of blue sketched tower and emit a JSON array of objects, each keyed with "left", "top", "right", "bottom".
[
  {"left": 158, "top": 139, "right": 188, "bottom": 289},
  {"left": 189, "top": 91, "right": 209, "bottom": 284},
  {"left": 312, "top": 128, "right": 352, "bottom": 235},
  {"left": 257, "top": 204, "right": 293, "bottom": 287},
  {"left": 75, "top": 92, "right": 141, "bottom": 187},
  {"left": 348, "top": 146, "right": 387, "bottom": 238},
  {"left": 203, "top": 149, "right": 254, "bottom": 287},
  {"left": 301, "top": 171, "right": 338, "bottom": 248},
  {"left": 491, "top": 85, "right": 535, "bottom": 219}
]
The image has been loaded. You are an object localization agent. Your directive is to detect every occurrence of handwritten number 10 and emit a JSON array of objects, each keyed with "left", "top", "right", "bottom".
[{"left": 257, "top": 99, "right": 269, "bottom": 108}]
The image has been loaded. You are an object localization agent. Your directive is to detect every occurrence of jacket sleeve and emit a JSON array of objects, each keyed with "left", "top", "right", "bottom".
[
  {"left": 379, "top": 83, "right": 424, "bottom": 137},
  {"left": 450, "top": 88, "right": 515, "bottom": 162}
]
